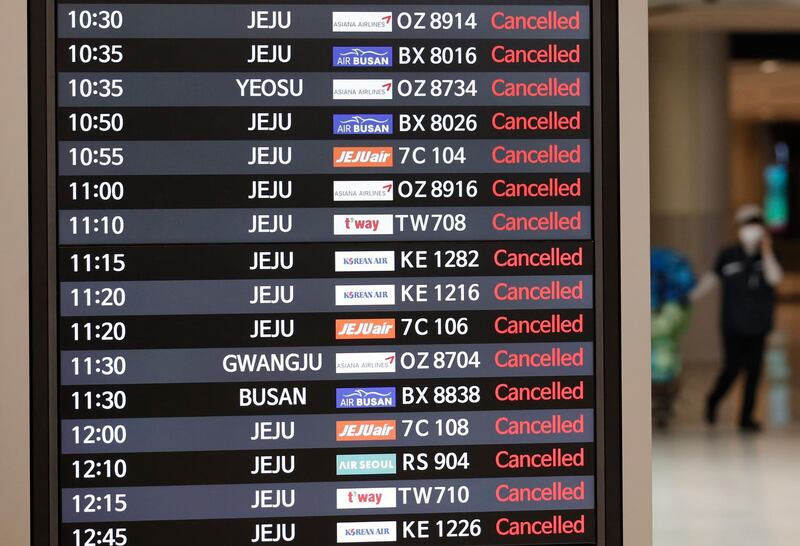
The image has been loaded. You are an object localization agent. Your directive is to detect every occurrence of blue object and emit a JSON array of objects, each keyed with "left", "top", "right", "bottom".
[{"left": 651, "top": 248, "right": 696, "bottom": 310}]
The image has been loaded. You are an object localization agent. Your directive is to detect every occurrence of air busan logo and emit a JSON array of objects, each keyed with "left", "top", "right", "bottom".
[
  {"left": 336, "top": 454, "right": 397, "bottom": 476},
  {"left": 332, "top": 12, "right": 393, "bottom": 33},
  {"left": 334, "top": 147, "right": 393, "bottom": 168},
  {"left": 335, "top": 352, "right": 397, "bottom": 374},
  {"left": 333, "top": 115, "right": 393, "bottom": 135},
  {"left": 333, "top": 47, "right": 393, "bottom": 67},
  {"left": 333, "top": 214, "right": 394, "bottom": 235},
  {"left": 336, "top": 420, "right": 397, "bottom": 441},
  {"left": 334, "top": 181, "right": 394, "bottom": 202},
  {"left": 336, "top": 487, "right": 397, "bottom": 510},
  {"left": 335, "top": 285, "right": 395, "bottom": 306},
  {"left": 336, "top": 387, "right": 397, "bottom": 409},
  {"left": 333, "top": 80, "right": 393, "bottom": 100}
]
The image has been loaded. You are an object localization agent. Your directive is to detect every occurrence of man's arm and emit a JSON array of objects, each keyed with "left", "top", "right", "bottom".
[
  {"left": 762, "top": 234, "right": 784, "bottom": 287},
  {"left": 689, "top": 271, "right": 718, "bottom": 303}
]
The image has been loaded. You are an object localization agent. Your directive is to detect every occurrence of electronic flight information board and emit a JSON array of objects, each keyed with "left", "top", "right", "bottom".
[{"left": 30, "top": 1, "right": 622, "bottom": 545}]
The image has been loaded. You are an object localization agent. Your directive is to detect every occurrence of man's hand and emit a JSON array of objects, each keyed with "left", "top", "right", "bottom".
[{"left": 761, "top": 231, "right": 774, "bottom": 256}]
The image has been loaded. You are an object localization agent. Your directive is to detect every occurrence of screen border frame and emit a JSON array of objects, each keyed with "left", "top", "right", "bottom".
[{"left": 29, "top": 1, "right": 623, "bottom": 544}]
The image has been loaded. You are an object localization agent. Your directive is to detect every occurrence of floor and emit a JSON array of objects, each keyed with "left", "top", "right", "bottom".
[
  {"left": 652, "top": 301, "right": 800, "bottom": 546},
  {"left": 653, "top": 427, "right": 800, "bottom": 546}
]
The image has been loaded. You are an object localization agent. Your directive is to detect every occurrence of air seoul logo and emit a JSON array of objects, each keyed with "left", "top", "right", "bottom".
[
  {"left": 332, "top": 12, "right": 393, "bottom": 33},
  {"left": 336, "top": 453, "right": 397, "bottom": 476},
  {"left": 333, "top": 47, "right": 393, "bottom": 67},
  {"left": 336, "top": 387, "right": 397, "bottom": 409},
  {"left": 333, "top": 115, "right": 393, "bottom": 135}
]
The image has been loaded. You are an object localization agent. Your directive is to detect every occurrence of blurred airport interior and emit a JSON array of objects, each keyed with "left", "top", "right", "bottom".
[{"left": 649, "top": 1, "right": 800, "bottom": 544}]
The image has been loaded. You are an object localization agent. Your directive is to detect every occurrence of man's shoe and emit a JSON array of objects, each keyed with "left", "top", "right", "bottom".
[
  {"left": 705, "top": 398, "right": 718, "bottom": 425},
  {"left": 740, "top": 420, "right": 762, "bottom": 433}
]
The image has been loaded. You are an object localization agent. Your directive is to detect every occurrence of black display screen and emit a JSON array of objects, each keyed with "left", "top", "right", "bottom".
[{"left": 30, "top": 1, "right": 621, "bottom": 545}]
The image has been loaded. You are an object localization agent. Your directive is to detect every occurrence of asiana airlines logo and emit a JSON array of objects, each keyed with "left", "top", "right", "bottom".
[{"left": 332, "top": 12, "right": 393, "bottom": 33}]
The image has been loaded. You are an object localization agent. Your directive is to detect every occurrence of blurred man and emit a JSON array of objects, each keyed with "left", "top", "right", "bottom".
[{"left": 692, "top": 205, "right": 783, "bottom": 431}]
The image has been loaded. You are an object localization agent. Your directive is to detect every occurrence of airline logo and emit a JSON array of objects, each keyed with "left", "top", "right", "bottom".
[
  {"left": 335, "top": 250, "right": 395, "bottom": 272},
  {"left": 337, "top": 521, "right": 397, "bottom": 543},
  {"left": 333, "top": 115, "right": 393, "bottom": 135},
  {"left": 336, "top": 387, "right": 397, "bottom": 409},
  {"left": 333, "top": 47, "right": 393, "bottom": 67},
  {"left": 333, "top": 214, "right": 394, "bottom": 235},
  {"left": 335, "top": 284, "right": 395, "bottom": 306},
  {"left": 336, "top": 319, "right": 396, "bottom": 340},
  {"left": 332, "top": 12, "right": 393, "bottom": 33},
  {"left": 336, "top": 420, "right": 397, "bottom": 441},
  {"left": 333, "top": 79, "right": 393, "bottom": 100},
  {"left": 334, "top": 180, "right": 394, "bottom": 202},
  {"left": 336, "top": 487, "right": 397, "bottom": 510},
  {"left": 335, "top": 352, "right": 397, "bottom": 374},
  {"left": 333, "top": 147, "right": 393, "bottom": 167},
  {"left": 336, "top": 453, "right": 397, "bottom": 476}
]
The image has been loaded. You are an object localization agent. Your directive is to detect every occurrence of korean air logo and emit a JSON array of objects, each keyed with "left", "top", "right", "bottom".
[
  {"left": 333, "top": 47, "right": 393, "bottom": 67},
  {"left": 332, "top": 12, "right": 393, "bottom": 33},
  {"left": 336, "top": 387, "right": 396, "bottom": 409},
  {"left": 333, "top": 115, "right": 393, "bottom": 135},
  {"left": 335, "top": 284, "right": 395, "bottom": 306},
  {"left": 335, "top": 251, "right": 395, "bottom": 272},
  {"left": 337, "top": 521, "right": 397, "bottom": 543}
]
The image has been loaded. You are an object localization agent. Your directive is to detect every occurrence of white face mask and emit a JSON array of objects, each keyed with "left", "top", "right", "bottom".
[{"left": 738, "top": 224, "right": 765, "bottom": 249}]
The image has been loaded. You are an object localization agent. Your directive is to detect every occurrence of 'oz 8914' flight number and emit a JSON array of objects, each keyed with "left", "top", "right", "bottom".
[
  {"left": 396, "top": 11, "right": 476, "bottom": 30},
  {"left": 72, "top": 528, "right": 127, "bottom": 546}
]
